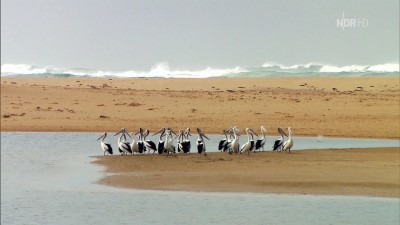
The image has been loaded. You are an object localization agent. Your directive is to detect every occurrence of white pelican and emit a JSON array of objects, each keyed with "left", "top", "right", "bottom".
[
  {"left": 97, "top": 132, "right": 113, "bottom": 155},
  {"left": 177, "top": 129, "right": 184, "bottom": 153},
  {"left": 114, "top": 128, "right": 132, "bottom": 155},
  {"left": 230, "top": 126, "right": 241, "bottom": 154},
  {"left": 225, "top": 128, "right": 237, "bottom": 152},
  {"left": 153, "top": 127, "right": 166, "bottom": 154},
  {"left": 130, "top": 131, "right": 141, "bottom": 154},
  {"left": 249, "top": 133, "right": 256, "bottom": 151},
  {"left": 143, "top": 129, "right": 157, "bottom": 154},
  {"left": 218, "top": 129, "right": 230, "bottom": 152},
  {"left": 240, "top": 128, "right": 258, "bottom": 155},
  {"left": 182, "top": 128, "right": 191, "bottom": 153},
  {"left": 273, "top": 128, "right": 287, "bottom": 151},
  {"left": 282, "top": 127, "right": 294, "bottom": 153},
  {"left": 196, "top": 128, "right": 209, "bottom": 155},
  {"left": 255, "top": 126, "right": 267, "bottom": 151},
  {"left": 137, "top": 128, "right": 146, "bottom": 154},
  {"left": 163, "top": 128, "right": 176, "bottom": 154}
]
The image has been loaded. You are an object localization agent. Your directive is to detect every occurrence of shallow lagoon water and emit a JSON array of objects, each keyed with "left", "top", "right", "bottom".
[{"left": 1, "top": 132, "right": 399, "bottom": 225}]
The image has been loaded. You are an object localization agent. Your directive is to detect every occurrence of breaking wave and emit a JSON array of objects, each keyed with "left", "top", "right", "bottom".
[
  {"left": 261, "top": 62, "right": 399, "bottom": 73},
  {"left": 1, "top": 62, "right": 398, "bottom": 78}
]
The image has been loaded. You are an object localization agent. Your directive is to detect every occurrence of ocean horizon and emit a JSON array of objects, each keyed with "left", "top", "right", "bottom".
[{"left": 1, "top": 62, "right": 399, "bottom": 78}]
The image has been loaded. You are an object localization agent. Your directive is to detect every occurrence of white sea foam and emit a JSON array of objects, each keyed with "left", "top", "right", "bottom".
[
  {"left": 1, "top": 64, "right": 49, "bottom": 75},
  {"left": 1, "top": 62, "right": 246, "bottom": 78},
  {"left": 262, "top": 62, "right": 399, "bottom": 73},
  {"left": 1, "top": 62, "right": 398, "bottom": 78},
  {"left": 319, "top": 65, "right": 369, "bottom": 72},
  {"left": 367, "top": 63, "right": 399, "bottom": 73}
]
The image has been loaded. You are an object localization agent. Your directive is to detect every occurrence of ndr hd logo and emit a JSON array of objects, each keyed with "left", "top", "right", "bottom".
[{"left": 337, "top": 11, "right": 368, "bottom": 30}]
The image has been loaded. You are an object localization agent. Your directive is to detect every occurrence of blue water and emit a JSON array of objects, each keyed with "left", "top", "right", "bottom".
[{"left": 1, "top": 132, "right": 399, "bottom": 225}]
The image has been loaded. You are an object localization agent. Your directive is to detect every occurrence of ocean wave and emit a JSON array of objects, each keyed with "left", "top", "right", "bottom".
[
  {"left": 1, "top": 62, "right": 398, "bottom": 78},
  {"left": 262, "top": 62, "right": 399, "bottom": 73},
  {"left": 1, "top": 62, "right": 246, "bottom": 78}
]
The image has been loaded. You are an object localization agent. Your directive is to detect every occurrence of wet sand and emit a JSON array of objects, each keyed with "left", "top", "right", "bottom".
[
  {"left": 1, "top": 77, "right": 399, "bottom": 138},
  {"left": 93, "top": 147, "right": 400, "bottom": 197}
]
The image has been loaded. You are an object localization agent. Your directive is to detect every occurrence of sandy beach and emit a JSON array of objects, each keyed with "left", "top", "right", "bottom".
[
  {"left": 2, "top": 77, "right": 399, "bottom": 197},
  {"left": 93, "top": 147, "right": 400, "bottom": 197},
  {"left": 1, "top": 77, "right": 399, "bottom": 138}
]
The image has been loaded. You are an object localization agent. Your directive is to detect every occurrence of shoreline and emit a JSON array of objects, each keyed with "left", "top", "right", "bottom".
[
  {"left": 93, "top": 147, "right": 400, "bottom": 198},
  {"left": 2, "top": 77, "right": 399, "bottom": 138}
]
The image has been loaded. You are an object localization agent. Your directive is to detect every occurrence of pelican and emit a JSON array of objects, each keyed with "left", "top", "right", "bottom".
[
  {"left": 225, "top": 128, "right": 237, "bottom": 152},
  {"left": 182, "top": 128, "right": 191, "bottom": 153},
  {"left": 177, "top": 129, "right": 184, "bottom": 153},
  {"left": 114, "top": 128, "right": 132, "bottom": 155},
  {"left": 143, "top": 129, "right": 157, "bottom": 154},
  {"left": 153, "top": 127, "right": 166, "bottom": 154},
  {"left": 272, "top": 128, "right": 287, "bottom": 151},
  {"left": 282, "top": 127, "right": 294, "bottom": 153},
  {"left": 230, "top": 126, "right": 240, "bottom": 154},
  {"left": 218, "top": 129, "right": 230, "bottom": 152},
  {"left": 255, "top": 126, "right": 267, "bottom": 151},
  {"left": 163, "top": 128, "right": 176, "bottom": 154},
  {"left": 196, "top": 128, "right": 209, "bottom": 155},
  {"left": 249, "top": 133, "right": 256, "bottom": 151},
  {"left": 130, "top": 131, "right": 141, "bottom": 154},
  {"left": 137, "top": 128, "right": 145, "bottom": 154},
  {"left": 97, "top": 132, "right": 113, "bottom": 155},
  {"left": 240, "top": 128, "right": 258, "bottom": 155}
]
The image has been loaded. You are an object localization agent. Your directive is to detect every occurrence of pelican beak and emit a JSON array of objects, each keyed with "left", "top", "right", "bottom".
[
  {"left": 97, "top": 133, "right": 105, "bottom": 141},
  {"left": 153, "top": 127, "right": 165, "bottom": 136},
  {"left": 278, "top": 128, "right": 288, "bottom": 137},
  {"left": 201, "top": 133, "right": 210, "bottom": 140},
  {"left": 126, "top": 132, "right": 132, "bottom": 139},
  {"left": 250, "top": 129, "right": 259, "bottom": 137},
  {"left": 170, "top": 129, "right": 178, "bottom": 137}
]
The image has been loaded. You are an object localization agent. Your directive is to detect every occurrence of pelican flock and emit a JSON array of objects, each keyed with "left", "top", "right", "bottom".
[{"left": 97, "top": 126, "right": 294, "bottom": 156}]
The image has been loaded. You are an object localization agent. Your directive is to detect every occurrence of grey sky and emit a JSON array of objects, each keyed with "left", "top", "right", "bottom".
[{"left": 1, "top": 0, "right": 399, "bottom": 70}]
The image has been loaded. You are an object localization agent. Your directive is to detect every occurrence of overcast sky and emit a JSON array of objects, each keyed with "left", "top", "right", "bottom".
[{"left": 1, "top": 0, "right": 399, "bottom": 70}]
